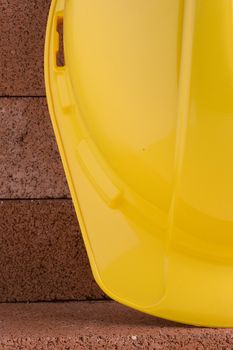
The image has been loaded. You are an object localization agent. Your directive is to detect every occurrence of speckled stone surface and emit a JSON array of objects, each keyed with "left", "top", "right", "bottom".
[
  {"left": 0, "top": 0, "right": 50, "bottom": 96},
  {"left": 0, "top": 98, "right": 69, "bottom": 198},
  {"left": 0, "top": 200, "right": 104, "bottom": 302},
  {"left": 0, "top": 301, "right": 232, "bottom": 349}
]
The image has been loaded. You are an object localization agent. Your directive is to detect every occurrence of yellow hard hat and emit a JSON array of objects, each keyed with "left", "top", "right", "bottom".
[{"left": 45, "top": 0, "right": 233, "bottom": 327}]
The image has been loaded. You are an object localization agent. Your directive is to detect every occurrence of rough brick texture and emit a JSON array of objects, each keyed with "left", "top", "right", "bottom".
[
  {"left": 0, "top": 0, "right": 50, "bottom": 96},
  {"left": 0, "top": 302, "right": 233, "bottom": 350},
  {"left": 0, "top": 98, "right": 69, "bottom": 199},
  {"left": 0, "top": 200, "right": 104, "bottom": 302}
]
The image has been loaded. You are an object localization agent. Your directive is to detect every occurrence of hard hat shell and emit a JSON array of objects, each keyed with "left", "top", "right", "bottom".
[{"left": 45, "top": 0, "right": 233, "bottom": 327}]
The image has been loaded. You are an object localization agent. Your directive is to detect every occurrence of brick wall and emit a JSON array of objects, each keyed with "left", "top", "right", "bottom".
[{"left": 0, "top": 0, "right": 104, "bottom": 302}]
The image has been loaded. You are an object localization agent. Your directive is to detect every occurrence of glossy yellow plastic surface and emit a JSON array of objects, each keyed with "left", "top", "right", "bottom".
[{"left": 45, "top": 0, "right": 233, "bottom": 327}]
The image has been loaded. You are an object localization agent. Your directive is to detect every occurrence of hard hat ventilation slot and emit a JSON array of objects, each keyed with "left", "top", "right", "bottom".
[{"left": 56, "top": 17, "right": 65, "bottom": 67}]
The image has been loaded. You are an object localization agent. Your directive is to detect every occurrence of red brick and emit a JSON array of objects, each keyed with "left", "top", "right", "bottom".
[
  {"left": 0, "top": 200, "right": 104, "bottom": 302},
  {"left": 0, "top": 301, "right": 232, "bottom": 349},
  {"left": 0, "top": 98, "right": 69, "bottom": 198},
  {"left": 0, "top": 0, "right": 50, "bottom": 96}
]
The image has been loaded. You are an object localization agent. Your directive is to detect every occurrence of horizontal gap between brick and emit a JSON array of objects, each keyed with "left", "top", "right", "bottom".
[
  {"left": 0, "top": 298, "right": 109, "bottom": 305},
  {"left": 0, "top": 95, "right": 46, "bottom": 99},
  {"left": 0, "top": 197, "right": 71, "bottom": 202}
]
